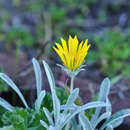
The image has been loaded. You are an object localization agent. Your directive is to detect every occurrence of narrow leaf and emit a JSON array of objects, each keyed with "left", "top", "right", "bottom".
[
  {"left": 0, "top": 97, "right": 14, "bottom": 112},
  {"left": 53, "top": 93, "right": 60, "bottom": 125},
  {"left": 106, "top": 125, "right": 113, "bottom": 130},
  {"left": 110, "top": 118, "right": 123, "bottom": 128},
  {"left": 35, "top": 90, "right": 46, "bottom": 113},
  {"left": 63, "top": 88, "right": 79, "bottom": 116},
  {"left": 106, "top": 98, "right": 112, "bottom": 119},
  {"left": 71, "top": 118, "right": 79, "bottom": 130},
  {"left": 0, "top": 73, "right": 28, "bottom": 108},
  {"left": 100, "top": 109, "right": 130, "bottom": 130},
  {"left": 40, "top": 120, "right": 49, "bottom": 129},
  {"left": 49, "top": 126, "right": 56, "bottom": 130},
  {"left": 79, "top": 112, "right": 93, "bottom": 130},
  {"left": 32, "top": 58, "right": 42, "bottom": 96},
  {"left": 94, "top": 112, "right": 111, "bottom": 128},
  {"left": 91, "top": 78, "right": 110, "bottom": 125},
  {"left": 43, "top": 61, "right": 60, "bottom": 124},
  {"left": 43, "top": 107, "right": 54, "bottom": 126},
  {"left": 66, "top": 88, "right": 79, "bottom": 107},
  {"left": 63, "top": 101, "right": 107, "bottom": 126}
]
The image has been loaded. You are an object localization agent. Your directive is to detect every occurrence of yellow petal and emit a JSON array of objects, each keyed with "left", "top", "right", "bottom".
[
  {"left": 55, "top": 42, "right": 64, "bottom": 52},
  {"left": 61, "top": 38, "right": 68, "bottom": 53},
  {"left": 82, "top": 39, "right": 88, "bottom": 50},
  {"left": 68, "top": 35, "right": 78, "bottom": 69},
  {"left": 53, "top": 47, "right": 66, "bottom": 65},
  {"left": 77, "top": 51, "right": 87, "bottom": 68},
  {"left": 76, "top": 43, "right": 91, "bottom": 68},
  {"left": 61, "top": 38, "right": 71, "bottom": 68},
  {"left": 68, "top": 35, "right": 73, "bottom": 54},
  {"left": 74, "top": 41, "right": 83, "bottom": 67},
  {"left": 75, "top": 41, "right": 83, "bottom": 59},
  {"left": 73, "top": 35, "right": 78, "bottom": 56}
]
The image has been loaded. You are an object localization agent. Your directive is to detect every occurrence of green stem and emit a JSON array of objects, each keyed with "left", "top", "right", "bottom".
[{"left": 70, "top": 76, "right": 74, "bottom": 93}]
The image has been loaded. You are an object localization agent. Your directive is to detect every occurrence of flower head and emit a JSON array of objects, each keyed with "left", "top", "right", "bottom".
[{"left": 53, "top": 35, "right": 91, "bottom": 71}]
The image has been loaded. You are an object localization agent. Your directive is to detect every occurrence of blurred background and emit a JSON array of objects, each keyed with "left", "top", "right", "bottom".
[{"left": 0, "top": 0, "right": 130, "bottom": 129}]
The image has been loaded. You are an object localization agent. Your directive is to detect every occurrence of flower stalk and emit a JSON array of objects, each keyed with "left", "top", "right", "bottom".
[{"left": 70, "top": 76, "right": 74, "bottom": 93}]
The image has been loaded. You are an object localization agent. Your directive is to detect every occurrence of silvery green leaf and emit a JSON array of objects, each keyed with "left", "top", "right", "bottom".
[
  {"left": 77, "top": 124, "right": 82, "bottom": 130},
  {"left": 64, "top": 121, "right": 71, "bottom": 130},
  {"left": 35, "top": 90, "right": 46, "bottom": 113},
  {"left": 43, "top": 61, "right": 56, "bottom": 90},
  {"left": 79, "top": 112, "right": 94, "bottom": 130},
  {"left": 66, "top": 88, "right": 79, "bottom": 107},
  {"left": 105, "top": 125, "right": 113, "bottom": 130},
  {"left": 110, "top": 118, "right": 123, "bottom": 128},
  {"left": 91, "top": 78, "right": 110, "bottom": 126},
  {"left": 71, "top": 118, "right": 79, "bottom": 130},
  {"left": 0, "top": 97, "right": 14, "bottom": 112},
  {"left": 100, "top": 109, "right": 130, "bottom": 130},
  {"left": 40, "top": 120, "right": 49, "bottom": 129},
  {"left": 49, "top": 126, "right": 56, "bottom": 130},
  {"left": 32, "top": 58, "right": 42, "bottom": 96},
  {"left": 106, "top": 98, "right": 112, "bottom": 121},
  {"left": 43, "top": 61, "right": 60, "bottom": 124},
  {"left": 98, "top": 78, "right": 110, "bottom": 102},
  {"left": 61, "top": 105, "right": 76, "bottom": 111},
  {"left": 58, "top": 113, "right": 71, "bottom": 129},
  {"left": 43, "top": 107, "right": 54, "bottom": 126},
  {"left": 94, "top": 112, "right": 111, "bottom": 128},
  {"left": 0, "top": 73, "right": 28, "bottom": 108},
  {"left": 64, "top": 101, "right": 107, "bottom": 126},
  {"left": 52, "top": 88, "right": 60, "bottom": 126},
  {"left": 106, "top": 98, "right": 112, "bottom": 113}
]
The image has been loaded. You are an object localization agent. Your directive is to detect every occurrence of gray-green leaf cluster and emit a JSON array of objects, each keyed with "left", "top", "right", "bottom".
[{"left": 0, "top": 58, "right": 130, "bottom": 130}]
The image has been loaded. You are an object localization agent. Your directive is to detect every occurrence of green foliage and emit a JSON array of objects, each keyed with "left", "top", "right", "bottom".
[
  {"left": 2, "top": 108, "right": 28, "bottom": 129},
  {"left": 0, "top": 0, "right": 99, "bottom": 50},
  {"left": 56, "top": 87, "right": 68, "bottom": 105},
  {"left": 0, "top": 106, "right": 7, "bottom": 126},
  {"left": 27, "top": 0, "right": 45, "bottom": 12},
  {"left": 1, "top": 108, "right": 46, "bottom": 130},
  {"left": 50, "top": 4, "right": 67, "bottom": 23},
  {"left": 26, "top": 0, "right": 98, "bottom": 41},
  {"left": 41, "top": 88, "right": 68, "bottom": 112},
  {"left": 87, "top": 30, "right": 130, "bottom": 78},
  {"left": 7, "top": 27, "right": 35, "bottom": 47},
  {"left": 0, "top": 88, "right": 68, "bottom": 130}
]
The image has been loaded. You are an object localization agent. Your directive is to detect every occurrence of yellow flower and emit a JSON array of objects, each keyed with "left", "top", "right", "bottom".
[{"left": 53, "top": 35, "right": 91, "bottom": 70}]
